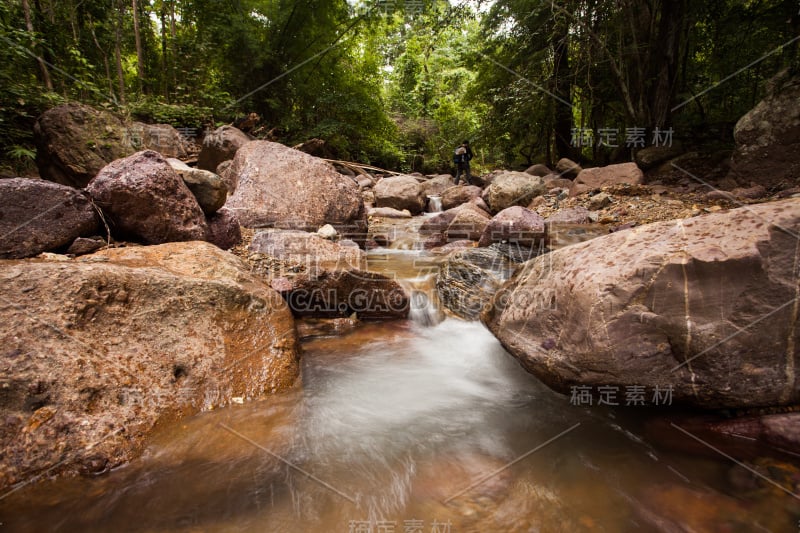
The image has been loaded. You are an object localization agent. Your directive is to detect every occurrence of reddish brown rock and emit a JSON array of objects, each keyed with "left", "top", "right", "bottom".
[
  {"left": 478, "top": 206, "right": 546, "bottom": 248},
  {"left": 34, "top": 103, "right": 134, "bottom": 188},
  {"left": 87, "top": 151, "right": 207, "bottom": 244},
  {"left": 205, "top": 207, "right": 242, "bottom": 250},
  {"left": 287, "top": 270, "right": 409, "bottom": 319},
  {"left": 0, "top": 178, "right": 99, "bottom": 259},
  {"left": 571, "top": 162, "right": 643, "bottom": 196},
  {"left": 484, "top": 198, "right": 800, "bottom": 409},
  {"left": 225, "top": 141, "right": 363, "bottom": 229},
  {"left": 0, "top": 241, "right": 298, "bottom": 492},
  {"left": 545, "top": 206, "right": 591, "bottom": 225},
  {"left": 197, "top": 125, "right": 251, "bottom": 172}
]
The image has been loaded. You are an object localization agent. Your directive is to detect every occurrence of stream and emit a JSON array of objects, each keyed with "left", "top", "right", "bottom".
[{"left": 1, "top": 237, "right": 798, "bottom": 532}]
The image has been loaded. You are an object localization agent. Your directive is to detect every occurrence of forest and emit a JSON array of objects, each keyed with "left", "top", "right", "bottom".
[{"left": 1, "top": 0, "right": 798, "bottom": 174}]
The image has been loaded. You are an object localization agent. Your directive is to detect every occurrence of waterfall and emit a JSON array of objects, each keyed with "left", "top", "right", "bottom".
[{"left": 427, "top": 195, "right": 443, "bottom": 213}]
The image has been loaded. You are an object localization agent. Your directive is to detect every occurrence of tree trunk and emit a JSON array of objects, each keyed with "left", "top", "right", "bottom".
[
  {"left": 21, "top": 0, "right": 53, "bottom": 90},
  {"left": 649, "top": 0, "right": 686, "bottom": 127},
  {"left": 552, "top": 14, "right": 573, "bottom": 160},
  {"left": 160, "top": 1, "right": 169, "bottom": 98},
  {"left": 132, "top": 0, "right": 145, "bottom": 90},
  {"left": 115, "top": 0, "right": 126, "bottom": 104}
]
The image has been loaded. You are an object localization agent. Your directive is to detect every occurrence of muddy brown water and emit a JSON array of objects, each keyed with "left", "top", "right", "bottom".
[{"left": 1, "top": 235, "right": 798, "bottom": 532}]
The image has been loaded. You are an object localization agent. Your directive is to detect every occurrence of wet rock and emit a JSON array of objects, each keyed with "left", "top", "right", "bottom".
[
  {"left": 555, "top": 158, "right": 582, "bottom": 179},
  {"left": 478, "top": 206, "right": 546, "bottom": 248},
  {"left": 484, "top": 198, "right": 800, "bottom": 409},
  {"left": 0, "top": 241, "right": 298, "bottom": 492},
  {"left": 204, "top": 207, "right": 242, "bottom": 250},
  {"left": 34, "top": 103, "right": 134, "bottom": 188},
  {"left": 225, "top": 141, "right": 363, "bottom": 229},
  {"left": 295, "top": 317, "right": 361, "bottom": 339},
  {"left": 86, "top": 150, "right": 207, "bottom": 244},
  {"left": 436, "top": 245, "right": 535, "bottom": 320},
  {"left": 483, "top": 172, "right": 547, "bottom": 213},
  {"left": 197, "top": 125, "right": 251, "bottom": 173},
  {"left": 166, "top": 158, "right": 227, "bottom": 215},
  {"left": 729, "top": 71, "right": 800, "bottom": 188},
  {"left": 441, "top": 185, "right": 482, "bottom": 210},
  {"left": 0, "top": 178, "right": 99, "bottom": 259},
  {"left": 374, "top": 175, "right": 426, "bottom": 215},
  {"left": 287, "top": 270, "right": 409, "bottom": 319}
]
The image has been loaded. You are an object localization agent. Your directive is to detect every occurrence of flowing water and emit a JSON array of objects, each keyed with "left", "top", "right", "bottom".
[{"left": 2, "top": 245, "right": 798, "bottom": 532}]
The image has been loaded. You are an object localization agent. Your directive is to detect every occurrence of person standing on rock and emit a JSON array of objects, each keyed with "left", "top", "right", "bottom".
[{"left": 454, "top": 140, "right": 473, "bottom": 185}]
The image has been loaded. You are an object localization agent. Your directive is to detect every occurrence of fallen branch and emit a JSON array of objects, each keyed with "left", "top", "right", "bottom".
[{"left": 322, "top": 159, "right": 403, "bottom": 177}]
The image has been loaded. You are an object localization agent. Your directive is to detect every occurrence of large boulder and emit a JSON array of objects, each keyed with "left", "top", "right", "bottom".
[
  {"left": 484, "top": 199, "right": 800, "bottom": 409},
  {"left": 420, "top": 175, "right": 454, "bottom": 198},
  {"left": 436, "top": 246, "right": 520, "bottom": 321},
  {"left": 570, "top": 162, "right": 644, "bottom": 196},
  {"left": 34, "top": 103, "right": 134, "bottom": 188},
  {"left": 728, "top": 72, "right": 800, "bottom": 188},
  {"left": 224, "top": 141, "right": 363, "bottom": 229},
  {"left": 167, "top": 158, "right": 227, "bottom": 215},
  {"left": 478, "top": 206, "right": 546, "bottom": 248},
  {"left": 0, "top": 178, "right": 99, "bottom": 259},
  {"left": 128, "top": 122, "right": 188, "bottom": 159},
  {"left": 0, "top": 241, "right": 298, "bottom": 491},
  {"left": 483, "top": 172, "right": 547, "bottom": 213},
  {"left": 441, "top": 185, "right": 482, "bottom": 210},
  {"left": 197, "top": 125, "right": 251, "bottom": 174},
  {"left": 374, "top": 175, "right": 426, "bottom": 215},
  {"left": 86, "top": 150, "right": 207, "bottom": 244}
]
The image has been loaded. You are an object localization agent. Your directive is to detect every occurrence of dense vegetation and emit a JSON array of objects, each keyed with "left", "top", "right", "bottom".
[{"left": 1, "top": 0, "right": 797, "bottom": 174}]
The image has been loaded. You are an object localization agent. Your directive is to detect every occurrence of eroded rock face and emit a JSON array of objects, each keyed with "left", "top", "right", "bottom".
[
  {"left": 374, "top": 175, "right": 426, "bottom": 215},
  {"left": 0, "top": 241, "right": 298, "bottom": 491},
  {"left": 197, "top": 125, "right": 251, "bottom": 173},
  {"left": 484, "top": 199, "right": 800, "bottom": 409},
  {"left": 729, "top": 73, "right": 800, "bottom": 188},
  {"left": 86, "top": 151, "right": 207, "bottom": 244},
  {"left": 205, "top": 207, "right": 242, "bottom": 250},
  {"left": 0, "top": 178, "right": 99, "bottom": 259},
  {"left": 34, "top": 103, "right": 134, "bottom": 188},
  {"left": 225, "top": 141, "right": 363, "bottom": 229},
  {"left": 483, "top": 172, "right": 547, "bottom": 213}
]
